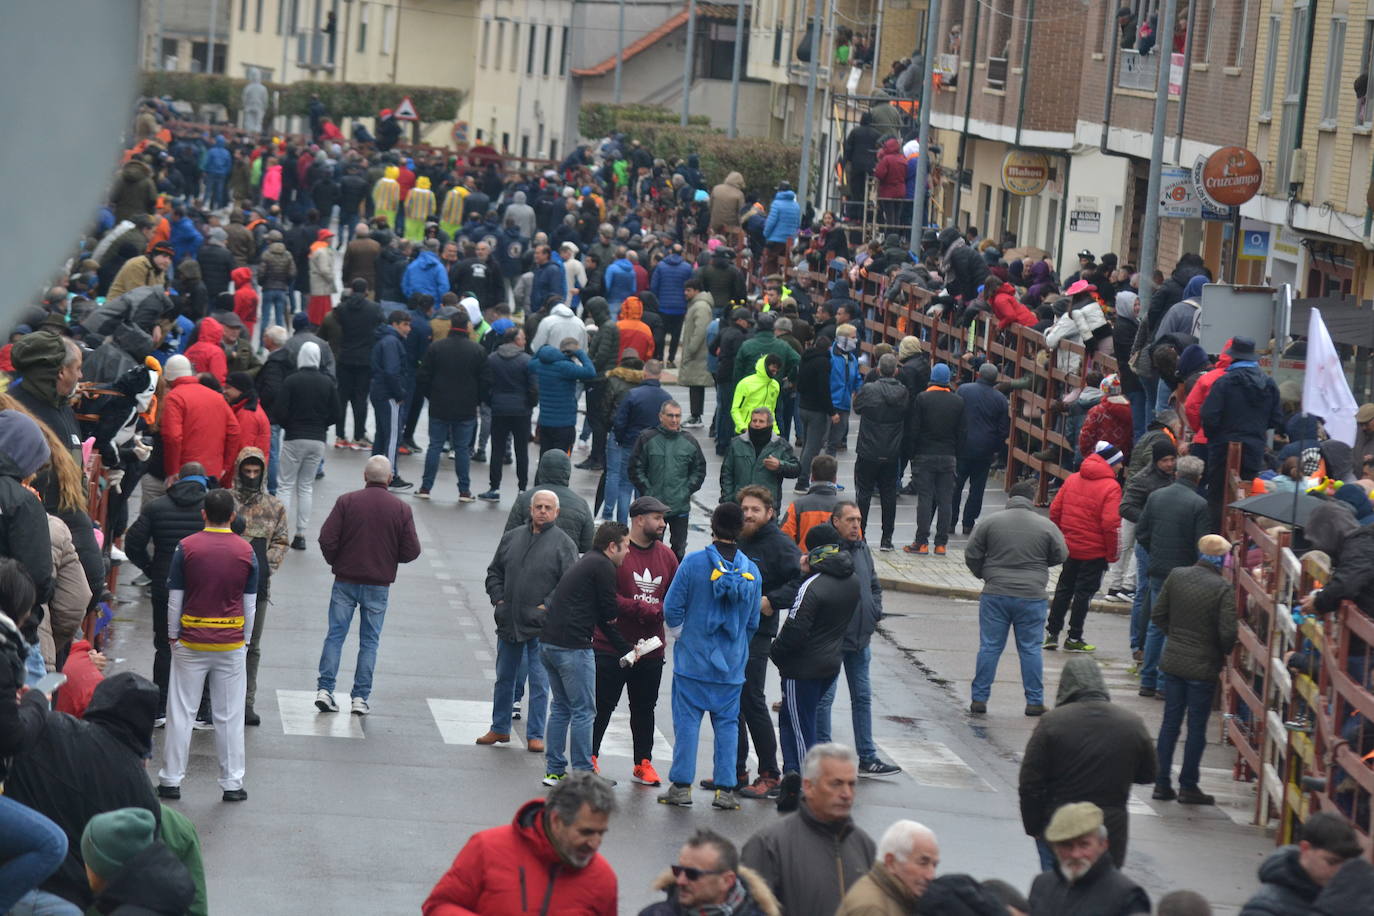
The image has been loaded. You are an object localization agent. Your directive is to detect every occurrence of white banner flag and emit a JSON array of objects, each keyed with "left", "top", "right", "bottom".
[{"left": 1301, "top": 308, "right": 1358, "bottom": 446}]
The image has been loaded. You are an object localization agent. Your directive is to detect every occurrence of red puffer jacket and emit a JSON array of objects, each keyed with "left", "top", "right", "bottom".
[
  {"left": 1184, "top": 352, "right": 1231, "bottom": 444},
  {"left": 225, "top": 401, "right": 272, "bottom": 485},
  {"left": 1049, "top": 453, "right": 1122, "bottom": 561},
  {"left": 186, "top": 316, "right": 228, "bottom": 384},
  {"left": 423, "top": 799, "right": 618, "bottom": 916},
  {"left": 873, "top": 138, "right": 908, "bottom": 199},
  {"left": 161, "top": 375, "right": 241, "bottom": 480},
  {"left": 1077, "top": 397, "right": 1134, "bottom": 464},
  {"left": 989, "top": 282, "right": 1037, "bottom": 330}
]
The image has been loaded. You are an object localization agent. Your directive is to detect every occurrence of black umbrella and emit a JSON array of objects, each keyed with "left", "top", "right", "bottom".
[{"left": 1229, "top": 490, "right": 1328, "bottom": 527}]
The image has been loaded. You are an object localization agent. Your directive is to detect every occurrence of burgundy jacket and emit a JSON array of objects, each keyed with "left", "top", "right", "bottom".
[{"left": 319, "top": 481, "right": 421, "bottom": 585}]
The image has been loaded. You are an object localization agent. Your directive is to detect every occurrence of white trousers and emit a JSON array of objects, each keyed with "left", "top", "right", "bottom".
[
  {"left": 159, "top": 644, "right": 247, "bottom": 790},
  {"left": 279, "top": 437, "right": 326, "bottom": 536},
  {"left": 1104, "top": 518, "right": 1137, "bottom": 592}
]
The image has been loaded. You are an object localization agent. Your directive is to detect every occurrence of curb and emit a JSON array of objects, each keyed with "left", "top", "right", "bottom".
[{"left": 877, "top": 575, "right": 1133, "bottom": 617}]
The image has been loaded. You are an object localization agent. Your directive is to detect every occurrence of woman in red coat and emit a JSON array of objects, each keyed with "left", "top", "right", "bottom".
[
  {"left": 423, "top": 779, "right": 618, "bottom": 916},
  {"left": 872, "top": 137, "right": 908, "bottom": 227},
  {"left": 185, "top": 315, "right": 228, "bottom": 384},
  {"left": 986, "top": 266, "right": 1037, "bottom": 330},
  {"left": 224, "top": 371, "right": 271, "bottom": 485},
  {"left": 1078, "top": 374, "right": 1135, "bottom": 464},
  {"left": 1047, "top": 443, "right": 1124, "bottom": 650}
]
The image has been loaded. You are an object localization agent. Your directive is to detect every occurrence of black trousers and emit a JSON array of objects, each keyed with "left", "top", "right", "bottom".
[
  {"left": 854, "top": 456, "right": 898, "bottom": 542},
  {"left": 585, "top": 384, "right": 607, "bottom": 465},
  {"left": 688, "top": 386, "right": 706, "bottom": 420},
  {"left": 592, "top": 652, "right": 664, "bottom": 761},
  {"left": 539, "top": 424, "right": 576, "bottom": 455},
  {"left": 402, "top": 381, "right": 423, "bottom": 442},
  {"left": 736, "top": 652, "right": 778, "bottom": 777},
  {"left": 489, "top": 413, "right": 531, "bottom": 490},
  {"left": 1047, "top": 556, "right": 1109, "bottom": 642},
  {"left": 667, "top": 514, "right": 689, "bottom": 559},
  {"left": 337, "top": 364, "right": 371, "bottom": 440},
  {"left": 151, "top": 583, "right": 171, "bottom": 716},
  {"left": 663, "top": 313, "right": 685, "bottom": 362}
]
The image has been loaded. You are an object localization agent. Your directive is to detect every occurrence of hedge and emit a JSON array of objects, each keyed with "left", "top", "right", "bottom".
[
  {"left": 579, "top": 103, "right": 710, "bottom": 139},
  {"left": 140, "top": 71, "right": 463, "bottom": 123},
  {"left": 608, "top": 120, "right": 801, "bottom": 196}
]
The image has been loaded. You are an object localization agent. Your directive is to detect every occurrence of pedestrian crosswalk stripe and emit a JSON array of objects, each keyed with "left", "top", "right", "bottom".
[
  {"left": 276, "top": 690, "right": 365, "bottom": 739},
  {"left": 1129, "top": 767, "right": 1257, "bottom": 827},
  {"left": 595, "top": 715, "right": 670, "bottom": 763},
  {"left": 474, "top": 649, "right": 492, "bottom": 661},
  {"left": 877, "top": 737, "right": 994, "bottom": 791},
  {"left": 428, "top": 698, "right": 525, "bottom": 748}
]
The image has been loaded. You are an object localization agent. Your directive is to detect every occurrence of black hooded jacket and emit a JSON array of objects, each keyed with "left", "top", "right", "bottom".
[
  {"left": 93, "top": 842, "right": 196, "bottom": 916},
  {"left": 6, "top": 673, "right": 161, "bottom": 908},
  {"left": 738, "top": 520, "right": 802, "bottom": 650},
  {"left": 333, "top": 292, "right": 386, "bottom": 367},
  {"left": 769, "top": 547, "right": 857, "bottom": 681},
  {"left": 125, "top": 478, "right": 209, "bottom": 587}
]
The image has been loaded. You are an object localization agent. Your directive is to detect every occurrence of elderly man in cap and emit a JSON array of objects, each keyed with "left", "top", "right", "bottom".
[
  {"left": 1150, "top": 534, "right": 1236, "bottom": 805},
  {"left": 1028, "top": 802, "right": 1150, "bottom": 916},
  {"left": 836, "top": 820, "right": 938, "bottom": 914},
  {"left": 1355, "top": 402, "right": 1374, "bottom": 464}
]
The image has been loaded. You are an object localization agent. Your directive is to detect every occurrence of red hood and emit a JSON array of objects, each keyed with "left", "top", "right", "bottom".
[
  {"left": 231, "top": 267, "right": 253, "bottom": 289},
  {"left": 881, "top": 137, "right": 901, "bottom": 155},
  {"left": 1216, "top": 352, "right": 1233, "bottom": 370},
  {"left": 1077, "top": 452, "right": 1118, "bottom": 480},
  {"left": 511, "top": 799, "right": 561, "bottom": 865},
  {"left": 197, "top": 316, "right": 224, "bottom": 346}
]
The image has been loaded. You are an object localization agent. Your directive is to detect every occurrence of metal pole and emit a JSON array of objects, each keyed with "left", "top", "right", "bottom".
[
  {"left": 869, "top": 0, "right": 885, "bottom": 93},
  {"left": 208, "top": 0, "right": 218, "bottom": 73},
  {"left": 1013, "top": 0, "right": 1036, "bottom": 148},
  {"left": 796, "top": 0, "right": 824, "bottom": 204},
  {"left": 156, "top": 0, "right": 165, "bottom": 69},
  {"left": 728, "top": 0, "right": 746, "bottom": 137},
  {"left": 1136, "top": 0, "right": 1179, "bottom": 312},
  {"left": 1172, "top": 0, "right": 1197, "bottom": 164},
  {"left": 909, "top": 0, "right": 941, "bottom": 249},
  {"left": 951, "top": 0, "right": 980, "bottom": 222},
  {"left": 614, "top": 0, "right": 625, "bottom": 103},
  {"left": 681, "top": 0, "right": 698, "bottom": 126}
]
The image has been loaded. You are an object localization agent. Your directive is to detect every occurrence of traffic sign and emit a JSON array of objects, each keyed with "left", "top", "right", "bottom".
[{"left": 395, "top": 96, "right": 419, "bottom": 121}]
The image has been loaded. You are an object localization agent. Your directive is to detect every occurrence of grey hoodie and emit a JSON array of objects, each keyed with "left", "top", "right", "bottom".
[
  {"left": 501, "top": 450, "right": 595, "bottom": 552},
  {"left": 504, "top": 190, "right": 537, "bottom": 238},
  {"left": 964, "top": 496, "right": 1068, "bottom": 598},
  {"left": 528, "top": 302, "right": 588, "bottom": 354}
]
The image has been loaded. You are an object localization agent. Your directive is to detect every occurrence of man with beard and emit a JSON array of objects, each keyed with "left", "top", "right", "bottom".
[
  {"left": 728, "top": 485, "right": 800, "bottom": 800},
  {"left": 592, "top": 497, "right": 678, "bottom": 787},
  {"left": 229, "top": 448, "right": 288, "bottom": 726},
  {"left": 1028, "top": 803, "right": 1149, "bottom": 915}
]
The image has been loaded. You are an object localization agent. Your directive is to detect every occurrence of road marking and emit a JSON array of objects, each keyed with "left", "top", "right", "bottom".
[
  {"left": 482, "top": 668, "right": 496, "bottom": 679},
  {"left": 442, "top": 585, "right": 458, "bottom": 595},
  {"left": 1129, "top": 767, "right": 1259, "bottom": 828},
  {"left": 475, "top": 650, "right": 491, "bottom": 661},
  {"left": 878, "top": 737, "right": 994, "bottom": 791},
  {"left": 465, "top": 631, "right": 480, "bottom": 640},
  {"left": 276, "top": 690, "right": 364, "bottom": 739},
  {"left": 595, "top": 715, "right": 671, "bottom": 763},
  {"left": 428, "top": 698, "right": 524, "bottom": 749}
]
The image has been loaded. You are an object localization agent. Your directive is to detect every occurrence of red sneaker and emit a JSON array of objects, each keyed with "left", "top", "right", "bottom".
[
  {"left": 934, "top": 545, "right": 947, "bottom": 556},
  {"left": 904, "top": 543, "right": 929, "bottom": 555},
  {"left": 633, "top": 759, "right": 662, "bottom": 786}
]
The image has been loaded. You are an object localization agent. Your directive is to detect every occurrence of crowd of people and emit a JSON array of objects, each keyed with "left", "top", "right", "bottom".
[{"left": 1, "top": 97, "right": 1373, "bottom": 914}]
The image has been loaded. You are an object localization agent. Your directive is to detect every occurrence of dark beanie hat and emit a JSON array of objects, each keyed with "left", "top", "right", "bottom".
[
  {"left": 81, "top": 807, "right": 157, "bottom": 881},
  {"left": 1152, "top": 438, "right": 1178, "bottom": 463},
  {"left": 711, "top": 501, "right": 744, "bottom": 540},
  {"left": 0, "top": 410, "right": 50, "bottom": 477},
  {"left": 805, "top": 522, "right": 841, "bottom": 550},
  {"left": 226, "top": 371, "right": 256, "bottom": 396}
]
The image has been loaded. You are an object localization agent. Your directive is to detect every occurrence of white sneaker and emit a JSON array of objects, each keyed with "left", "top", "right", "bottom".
[
  {"left": 351, "top": 697, "right": 370, "bottom": 716},
  {"left": 315, "top": 689, "right": 339, "bottom": 713},
  {"left": 153, "top": 716, "right": 167, "bottom": 729},
  {"left": 110, "top": 545, "right": 128, "bottom": 562}
]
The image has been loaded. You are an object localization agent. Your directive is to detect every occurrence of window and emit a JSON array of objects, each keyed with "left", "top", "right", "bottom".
[
  {"left": 560, "top": 25, "right": 570, "bottom": 75},
  {"left": 255, "top": 0, "right": 264, "bottom": 31},
  {"left": 537, "top": 123, "right": 545, "bottom": 154},
  {"left": 1321, "top": 18, "right": 1347, "bottom": 125},
  {"left": 276, "top": 0, "right": 284, "bottom": 34},
  {"left": 496, "top": 22, "right": 505, "bottom": 69},
  {"left": 358, "top": 2, "right": 368, "bottom": 51},
  {"left": 160, "top": 37, "right": 178, "bottom": 68},
  {"left": 240, "top": 0, "right": 248, "bottom": 30},
  {"left": 510, "top": 23, "right": 520, "bottom": 71},
  {"left": 987, "top": 0, "right": 1012, "bottom": 88},
  {"left": 549, "top": 137, "right": 558, "bottom": 160},
  {"left": 773, "top": 25, "right": 783, "bottom": 63},
  {"left": 1229, "top": 0, "right": 1250, "bottom": 67},
  {"left": 1200, "top": 0, "right": 1217, "bottom": 63},
  {"left": 1260, "top": 15, "right": 1279, "bottom": 116},
  {"left": 527, "top": 24, "right": 538, "bottom": 75},
  {"left": 521, "top": 135, "right": 531, "bottom": 158},
  {"left": 481, "top": 19, "right": 490, "bottom": 69},
  {"left": 1359, "top": 18, "right": 1374, "bottom": 125},
  {"left": 502, "top": 131, "right": 511, "bottom": 151},
  {"left": 543, "top": 24, "right": 553, "bottom": 75},
  {"left": 381, "top": 5, "right": 395, "bottom": 53},
  {"left": 1277, "top": 1, "right": 1313, "bottom": 189}
]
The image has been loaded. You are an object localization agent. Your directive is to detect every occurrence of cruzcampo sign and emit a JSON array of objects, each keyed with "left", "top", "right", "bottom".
[
  {"left": 1001, "top": 151, "right": 1050, "bottom": 196},
  {"left": 1193, "top": 146, "right": 1263, "bottom": 209}
]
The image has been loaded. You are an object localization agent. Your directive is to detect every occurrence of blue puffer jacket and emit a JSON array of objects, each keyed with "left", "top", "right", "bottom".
[
  {"left": 369, "top": 324, "right": 407, "bottom": 400},
  {"left": 202, "top": 137, "right": 231, "bottom": 176},
  {"left": 604, "top": 258, "right": 638, "bottom": 306},
  {"left": 957, "top": 376, "right": 1010, "bottom": 459},
  {"left": 763, "top": 190, "right": 801, "bottom": 243},
  {"left": 663, "top": 543, "right": 761, "bottom": 685},
  {"left": 533, "top": 345, "right": 595, "bottom": 427},
  {"left": 612, "top": 379, "right": 671, "bottom": 447},
  {"left": 530, "top": 260, "right": 567, "bottom": 312},
  {"left": 829, "top": 347, "right": 862, "bottom": 412},
  {"left": 401, "top": 249, "right": 450, "bottom": 303},
  {"left": 486, "top": 342, "right": 538, "bottom": 416},
  {"left": 649, "top": 254, "right": 693, "bottom": 316}
]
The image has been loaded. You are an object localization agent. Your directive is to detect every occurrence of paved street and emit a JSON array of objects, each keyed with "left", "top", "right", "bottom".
[{"left": 105, "top": 390, "right": 1273, "bottom": 914}]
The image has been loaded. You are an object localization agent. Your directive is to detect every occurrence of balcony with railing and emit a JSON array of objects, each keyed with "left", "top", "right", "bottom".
[
  {"left": 295, "top": 30, "right": 337, "bottom": 72},
  {"left": 1117, "top": 48, "right": 1158, "bottom": 91}
]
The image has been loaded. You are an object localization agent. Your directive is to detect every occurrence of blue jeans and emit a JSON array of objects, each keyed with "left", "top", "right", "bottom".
[
  {"left": 1129, "top": 544, "right": 1151, "bottom": 651},
  {"left": 776, "top": 389, "right": 798, "bottom": 441},
  {"left": 1155, "top": 378, "right": 1174, "bottom": 415},
  {"left": 6, "top": 890, "right": 81, "bottom": 916},
  {"left": 1156, "top": 674, "right": 1216, "bottom": 791},
  {"left": 1128, "top": 388, "right": 1148, "bottom": 442},
  {"left": 779, "top": 675, "right": 835, "bottom": 774},
  {"left": 23, "top": 641, "right": 45, "bottom": 686},
  {"left": 262, "top": 289, "right": 290, "bottom": 328},
  {"left": 972, "top": 594, "right": 1047, "bottom": 705},
  {"left": 715, "top": 383, "right": 735, "bottom": 455},
  {"left": 0, "top": 797, "right": 68, "bottom": 912},
  {"left": 601, "top": 438, "right": 634, "bottom": 524},
  {"left": 541, "top": 645, "right": 596, "bottom": 774},
  {"left": 815, "top": 646, "right": 878, "bottom": 762},
  {"left": 267, "top": 425, "right": 283, "bottom": 495},
  {"left": 204, "top": 173, "right": 228, "bottom": 209},
  {"left": 1140, "top": 376, "right": 1158, "bottom": 418},
  {"left": 1139, "top": 576, "right": 1167, "bottom": 690},
  {"left": 422, "top": 417, "right": 477, "bottom": 492},
  {"left": 492, "top": 637, "right": 548, "bottom": 739},
  {"left": 1035, "top": 838, "right": 1057, "bottom": 873},
  {"left": 316, "top": 581, "right": 390, "bottom": 700}
]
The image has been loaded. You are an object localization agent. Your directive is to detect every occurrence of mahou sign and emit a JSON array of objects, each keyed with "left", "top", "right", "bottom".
[
  {"left": 1194, "top": 146, "right": 1263, "bottom": 209},
  {"left": 1001, "top": 151, "right": 1050, "bottom": 197}
]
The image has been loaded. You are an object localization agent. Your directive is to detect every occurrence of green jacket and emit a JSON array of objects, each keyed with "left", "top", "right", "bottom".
[
  {"left": 159, "top": 804, "right": 209, "bottom": 916},
  {"left": 720, "top": 433, "right": 800, "bottom": 507},
  {"left": 629, "top": 424, "right": 707, "bottom": 517},
  {"left": 1152, "top": 562, "right": 1237, "bottom": 681},
  {"left": 732, "top": 356, "right": 781, "bottom": 433},
  {"left": 733, "top": 330, "right": 799, "bottom": 385}
]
